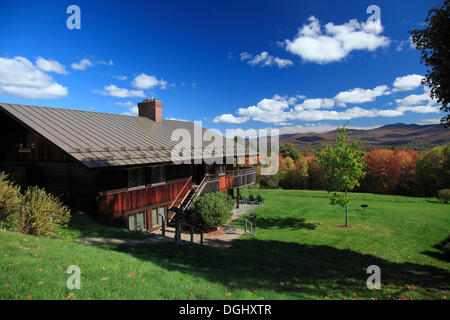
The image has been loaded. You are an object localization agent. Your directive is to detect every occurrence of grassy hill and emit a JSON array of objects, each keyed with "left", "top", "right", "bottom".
[
  {"left": 1, "top": 190, "right": 449, "bottom": 300},
  {"left": 280, "top": 123, "right": 450, "bottom": 151}
]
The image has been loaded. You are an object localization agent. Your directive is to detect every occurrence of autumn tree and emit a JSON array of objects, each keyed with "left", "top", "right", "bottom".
[
  {"left": 280, "top": 142, "right": 299, "bottom": 161},
  {"left": 410, "top": 0, "right": 450, "bottom": 127},
  {"left": 415, "top": 145, "right": 450, "bottom": 196},
  {"left": 315, "top": 126, "right": 366, "bottom": 227}
]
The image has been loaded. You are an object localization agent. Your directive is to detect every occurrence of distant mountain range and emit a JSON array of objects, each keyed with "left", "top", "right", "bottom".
[{"left": 279, "top": 123, "right": 450, "bottom": 151}]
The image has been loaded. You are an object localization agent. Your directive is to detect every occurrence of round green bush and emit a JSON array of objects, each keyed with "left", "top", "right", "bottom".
[
  {"left": 1, "top": 173, "right": 71, "bottom": 237},
  {"left": 189, "top": 192, "right": 235, "bottom": 231}
]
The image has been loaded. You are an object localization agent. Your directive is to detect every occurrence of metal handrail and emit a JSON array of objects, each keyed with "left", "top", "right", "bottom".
[
  {"left": 244, "top": 218, "right": 256, "bottom": 235},
  {"left": 183, "top": 176, "right": 207, "bottom": 210},
  {"left": 225, "top": 167, "right": 256, "bottom": 176},
  {"left": 175, "top": 220, "right": 204, "bottom": 246}
]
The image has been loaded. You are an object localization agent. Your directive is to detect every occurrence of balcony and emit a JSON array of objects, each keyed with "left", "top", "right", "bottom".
[
  {"left": 226, "top": 167, "right": 256, "bottom": 188},
  {"left": 197, "top": 167, "right": 257, "bottom": 196}
]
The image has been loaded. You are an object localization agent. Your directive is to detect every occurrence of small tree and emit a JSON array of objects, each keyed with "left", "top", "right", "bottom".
[{"left": 315, "top": 126, "right": 366, "bottom": 227}]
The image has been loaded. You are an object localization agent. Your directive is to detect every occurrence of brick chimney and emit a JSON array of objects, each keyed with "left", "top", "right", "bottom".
[{"left": 138, "top": 98, "right": 162, "bottom": 121}]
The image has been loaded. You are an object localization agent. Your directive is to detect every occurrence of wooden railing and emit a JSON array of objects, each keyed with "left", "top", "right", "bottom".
[{"left": 169, "top": 176, "right": 192, "bottom": 209}]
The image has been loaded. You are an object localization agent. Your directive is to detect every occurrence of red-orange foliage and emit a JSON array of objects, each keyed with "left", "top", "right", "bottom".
[{"left": 361, "top": 149, "right": 420, "bottom": 195}]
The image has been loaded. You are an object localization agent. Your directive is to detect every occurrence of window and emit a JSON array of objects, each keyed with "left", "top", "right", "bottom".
[
  {"left": 166, "top": 164, "right": 191, "bottom": 180},
  {"left": 151, "top": 205, "right": 166, "bottom": 228},
  {"left": 150, "top": 166, "right": 166, "bottom": 184},
  {"left": 128, "top": 211, "right": 146, "bottom": 231},
  {"left": 128, "top": 168, "right": 145, "bottom": 188}
]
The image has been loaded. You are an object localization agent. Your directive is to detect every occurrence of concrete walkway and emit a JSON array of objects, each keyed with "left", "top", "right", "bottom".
[
  {"left": 75, "top": 203, "right": 262, "bottom": 249},
  {"left": 230, "top": 203, "right": 262, "bottom": 221}
]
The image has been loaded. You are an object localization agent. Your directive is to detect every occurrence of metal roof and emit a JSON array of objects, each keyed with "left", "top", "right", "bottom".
[{"left": 0, "top": 103, "right": 256, "bottom": 169}]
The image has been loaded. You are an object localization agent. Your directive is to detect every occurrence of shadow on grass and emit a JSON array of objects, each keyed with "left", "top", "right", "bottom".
[
  {"left": 98, "top": 238, "right": 450, "bottom": 299},
  {"left": 250, "top": 217, "right": 318, "bottom": 230},
  {"left": 65, "top": 211, "right": 148, "bottom": 240},
  {"left": 422, "top": 235, "right": 450, "bottom": 263}
]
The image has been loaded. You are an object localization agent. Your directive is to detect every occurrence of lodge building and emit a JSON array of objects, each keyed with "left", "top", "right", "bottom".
[{"left": 0, "top": 99, "right": 257, "bottom": 231}]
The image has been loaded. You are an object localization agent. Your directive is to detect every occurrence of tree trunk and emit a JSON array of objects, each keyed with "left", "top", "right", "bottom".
[{"left": 345, "top": 189, "right": 348, "bottom": 227}]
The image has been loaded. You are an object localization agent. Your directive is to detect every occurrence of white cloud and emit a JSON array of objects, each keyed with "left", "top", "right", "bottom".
[
  {"left": 277, "top": 124, "right": 381, "bottom": 135},
  {"left": 396, "top": 36, "right": 415, "bottom": 51},
  {"left": 122, "top": 106, "right": 138, "bottom": 116},
  {"left": 396, "top": 105, "right": 440, "bottom": 114},
  {"left": 335, "top": 85, "right": 390, "bottom": 105},
  {"left": 236, "top": 95, "right": 293, "bottom": 124},
  {"left": 213, "top": 114, "right": 248, "bottom": 124},
  {"left": 132, "top": 73, "right": 167, "bottom": 90},
  {"left": 214, "top": 91, "right": 440, "bottom": 125},
  {"left": 99, "top": 59, "right": 114, "bottom": 66},
  {"left": 243, "top": 51, "right": 294, "bottom": 68},
  {"left": 113, "top": 75, "right": 127, "bottom": 80},
  {"left": 395, "top": 92, "right": 433, "bottom": 106},
  {"left": 116, "top": 101, "right": 135, "bottom": 107},
  {"left": 95, "top": 84, "right": 145, "bottom": 98},
  {"left": 0, "top": 56, "right": 68, "bottom": 99},
  {"left": 393, "top": 74, "right": 424, "bottom": 91},
  {"left": 284, "top": 16, "right": 390, "bottom": 64},
  {"left": 296, "top": 98, "right": 335, "bottom": 110},
  {"left": 165, "top": 117, "right": 189, "bottom": 122},
  {"left": 71, "top": 58, "right": 94, "bottom": 70},
  {"left": 240, "top": 52, "right": 252, "bottom": 60},
  {"left": 35, "top": 57, "right": 68, "bottom": 74},
  {"left": 419, "top": 118, "right": 441, "bottom": 124}
]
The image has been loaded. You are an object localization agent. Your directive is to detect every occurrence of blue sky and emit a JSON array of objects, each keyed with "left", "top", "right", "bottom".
[{"left": 0, "top": 0, "right": 445, "bottom": 134}]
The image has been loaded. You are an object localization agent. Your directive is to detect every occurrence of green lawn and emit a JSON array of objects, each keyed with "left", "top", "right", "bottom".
[{"left": 1, "top": 189, "right": 449, "bottom": 300}]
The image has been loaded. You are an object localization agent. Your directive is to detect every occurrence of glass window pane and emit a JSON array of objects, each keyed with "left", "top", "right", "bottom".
[
  {"left": 151, "top": 208, "right": 159, "bottom": 227},
  {"left": 158, "top": 206, "right": 166, "bottom": 225},
  {"left": 128, "top": 169, "right": 137, "bottom": 188},
  {"left": 137, "top": 211, "right": 146, "bottom": 230},
  {"left": 136, "top": 168, "right": 145, "bottom": 186},
  {"left": 128, "top": 214, "right": 136, "bottom": 231},
  {"left": 151, "top": 166, "right": 166, "bottom": 184}
]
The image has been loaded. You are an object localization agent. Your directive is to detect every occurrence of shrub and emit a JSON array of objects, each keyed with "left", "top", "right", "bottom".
[
  {"left": 8, "top": 186, "right": 71, "bottom": 236},
  {"left": 438, "top": 189, "right": 450, "bottom": 203},
  {"left": 0, "top": 172, "right": 22, "bottom": 224},
  {"left": 189, "top": 192, "right": 235, "bottom": 231}
]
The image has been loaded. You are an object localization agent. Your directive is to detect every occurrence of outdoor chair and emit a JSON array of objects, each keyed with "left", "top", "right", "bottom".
[
  {"left": 256, "top": 195, "right": 264, "bottom": 204},
  {"left": 248, "top": 194, "right": 255, "bottom": 204}
]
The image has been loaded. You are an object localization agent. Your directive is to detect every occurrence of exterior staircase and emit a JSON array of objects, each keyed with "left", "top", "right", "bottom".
[{"left": 168, "top": 177, "right": 208, "bottom": 226}]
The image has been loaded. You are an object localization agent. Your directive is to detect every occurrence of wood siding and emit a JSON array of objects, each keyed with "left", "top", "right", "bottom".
[{"left": 97, "top": 178, "right": 192, "bottom": 226}]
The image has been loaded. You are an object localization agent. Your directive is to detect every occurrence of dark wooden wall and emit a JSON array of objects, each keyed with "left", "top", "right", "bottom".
[
  {"left": 97, "top": 178, "right": 192, "bottom": 226},
  {"left": 0, "top": 112, "right": 98, "bottom": 212}
]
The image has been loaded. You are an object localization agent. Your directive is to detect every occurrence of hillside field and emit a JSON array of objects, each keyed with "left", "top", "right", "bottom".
[{"left": 0, "top": 189, "right": 449, "bottom": 300}]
